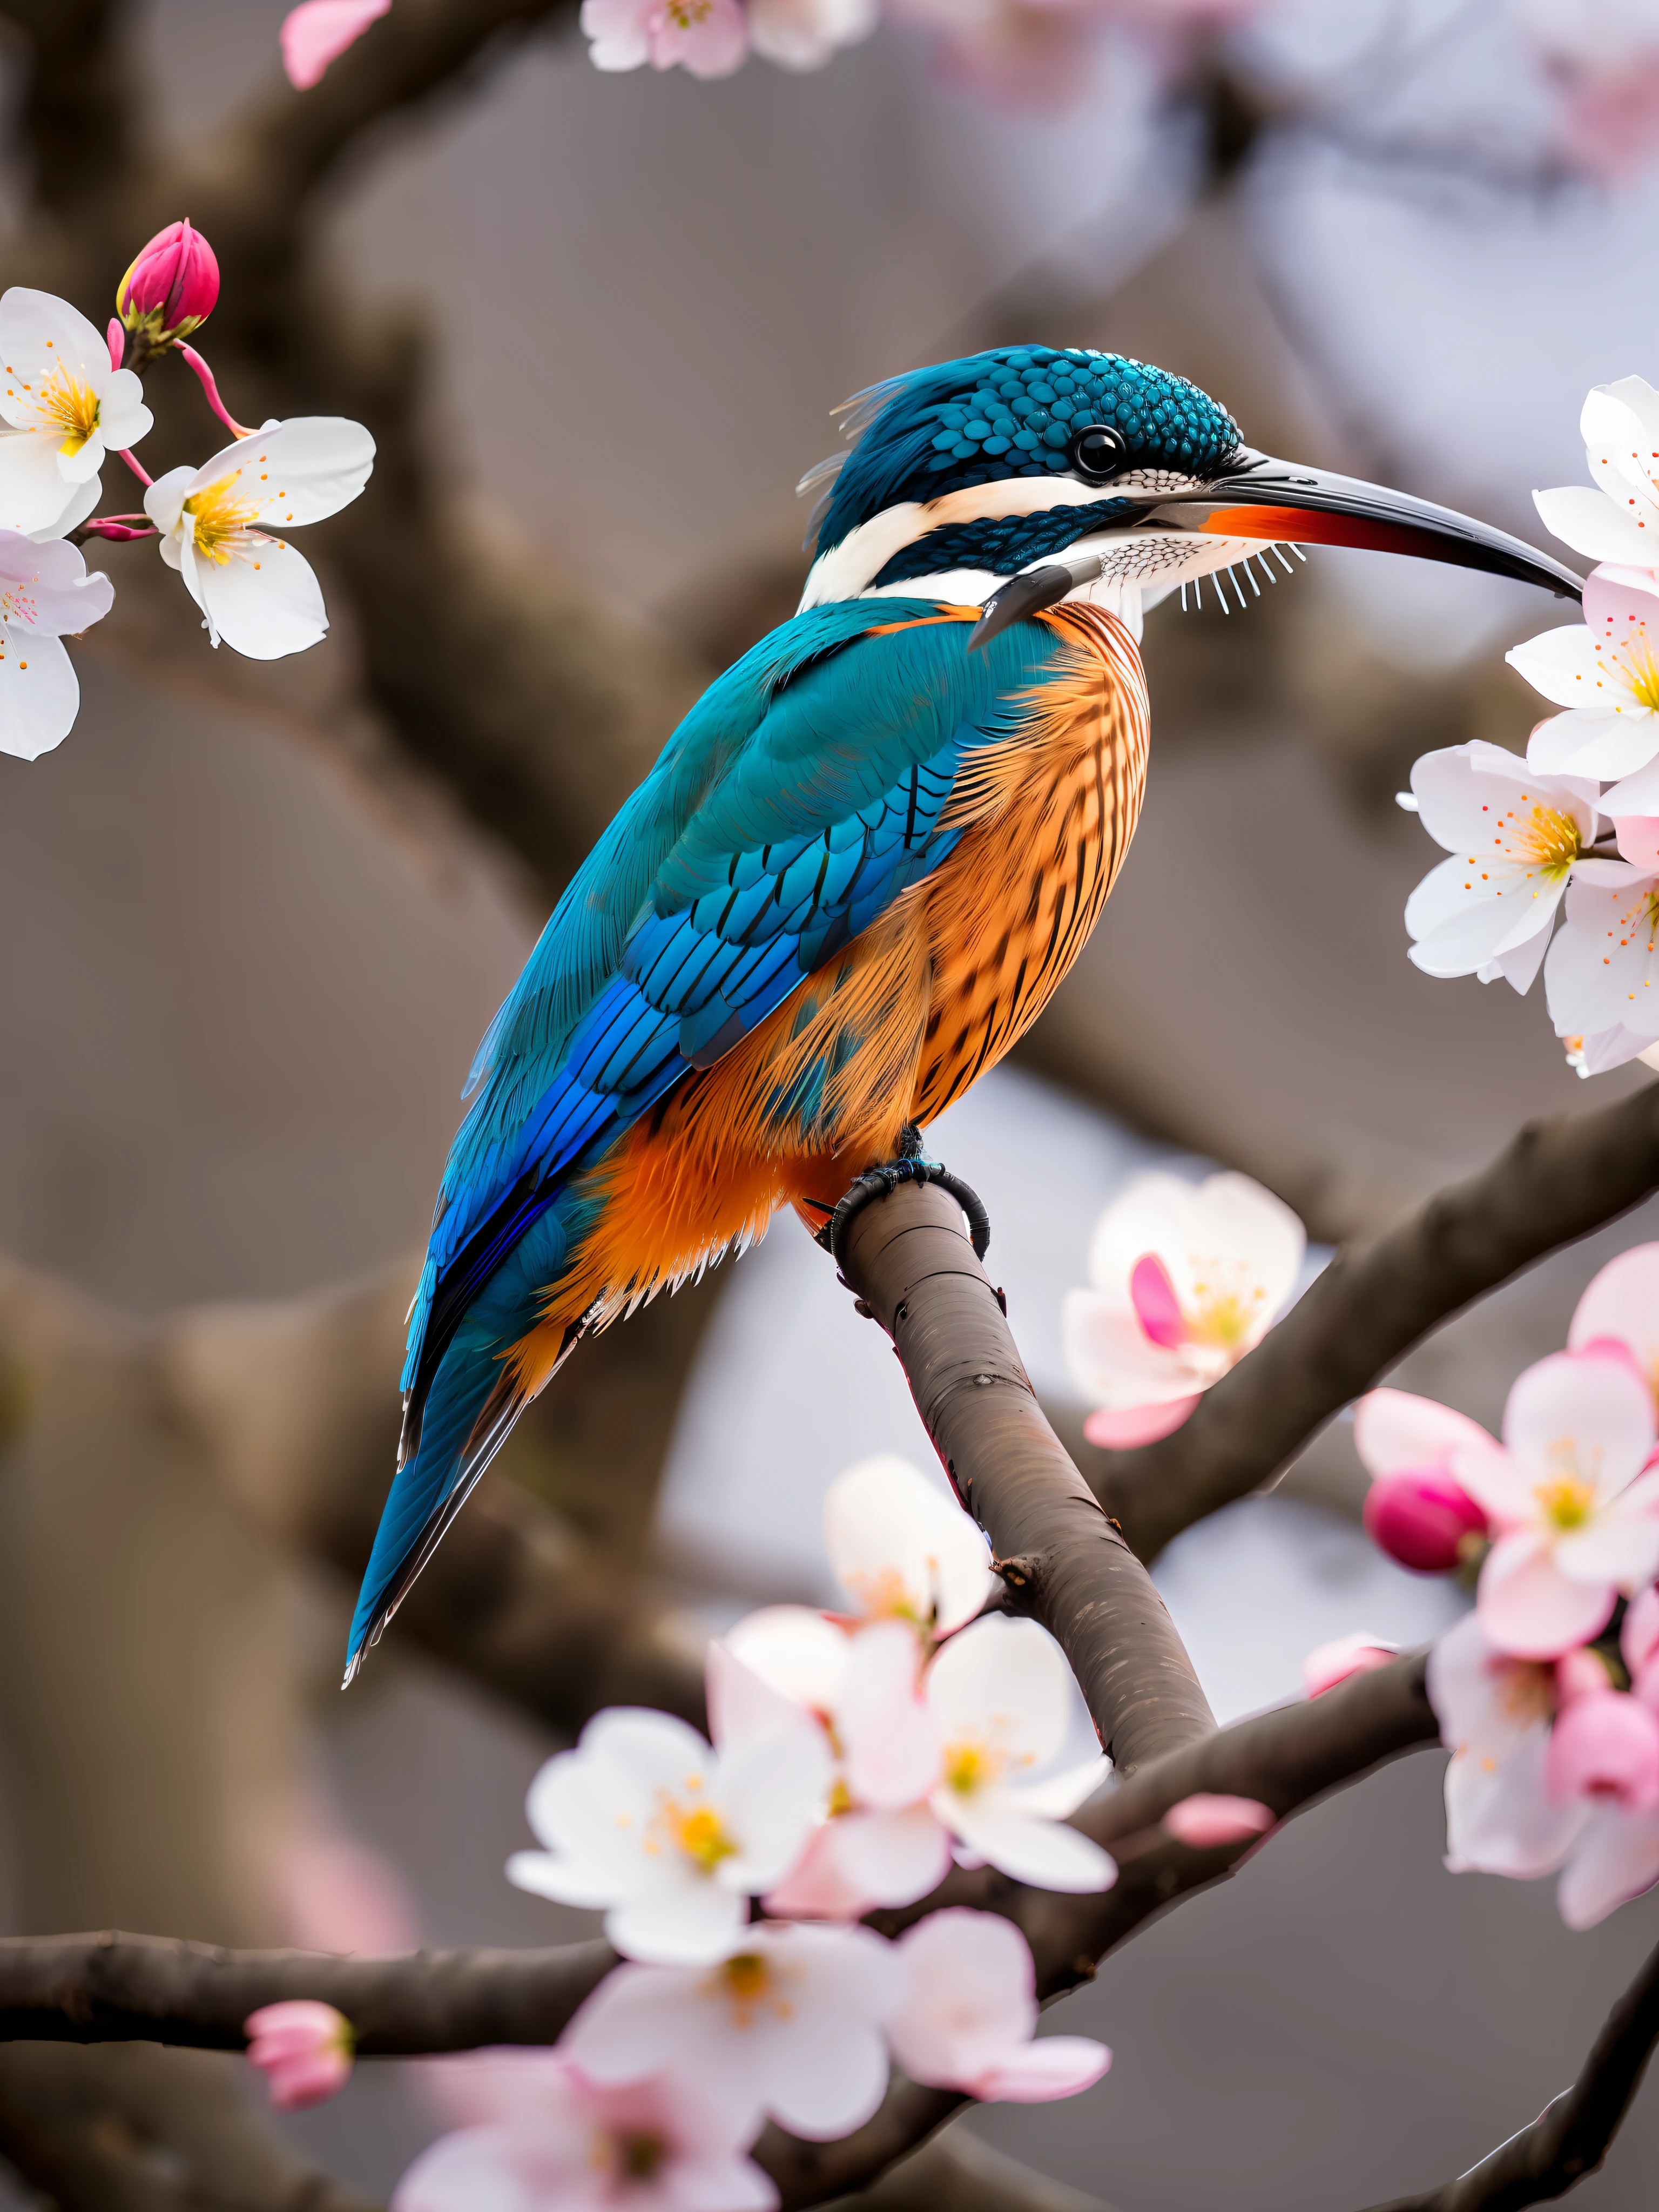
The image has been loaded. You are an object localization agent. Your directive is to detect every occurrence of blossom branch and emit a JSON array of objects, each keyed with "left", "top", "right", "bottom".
[
  {"left": 1357, "top": 1930, "right": 1659, "bottom": 2212},
  {"left": 835, "top": 1176, "right": 1215, "bottom": 1774},
  {"left": 1093, "top": 1082, "right": 1659, "bottom": 1563}
]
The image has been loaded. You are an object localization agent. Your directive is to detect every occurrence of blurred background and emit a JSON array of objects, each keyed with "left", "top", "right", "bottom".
[{"left": 1, "top": 0, "right": 1658, "bottom": 2203}]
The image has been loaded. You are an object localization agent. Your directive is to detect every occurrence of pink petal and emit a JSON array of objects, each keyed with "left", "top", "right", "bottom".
[
  {"left": 1163, "top": 1793, "right": 1275, "bottom": 1847},
  {"left": 1352, "top": 1388, "right": 1494, "bottom": 1479},
  {"left": 1502, "top": 1349, "right": 1656, "bottom": 1499},
  {"left": 1545, "top": 1688, "right": 1659, "bottom": 1810},
  {"left": 1557, "top": 1803, "right": 1659, "bottom": 1928},
  {"left": 971, "top": 2037, "right": 1112, "bottom": 2102},
  {"left": 1129, "top": 1252, "right": 1184, "bottom": 1348},
  {"left": 1478, "top": 1535, "right": 1616, "bottom": 1659},
  {"left": 648, "top": 0, "right": 748, "bottom": 75},
  {"left": 1302, "top": 1635, "right": 1397, "bottom": 1698},
  {"left": 1623, "top": 1582, "right": 1659, "bottom": 1677},
  {"left": 280, "top": 0, "right": 391, "bottom": 89},
  {"left": 1082, "top": 1395, "right": 1199, "bottom": 1448}
]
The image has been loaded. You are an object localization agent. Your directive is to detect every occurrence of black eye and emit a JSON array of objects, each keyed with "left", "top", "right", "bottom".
[{"left": 1069, "top": 423, "right": 1129, "bottom": 483}]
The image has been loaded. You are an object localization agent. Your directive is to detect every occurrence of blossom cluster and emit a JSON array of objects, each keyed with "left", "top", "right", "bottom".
[
  {"left": 1353, "top": 1243, "right": 1659, "bottom": 1930},
  {"left": 0, "top": 225, "right": 373, "bottom": 765},
  {"left": 1399, "top": 376, "right": 1659, "bottom": 1078},
  {"left": 386, "top": 1457, "right": 1114, "bottom": 2207},
  {"left": 1062, "top": 1168, "right": 1306, "bottom": 1446}
]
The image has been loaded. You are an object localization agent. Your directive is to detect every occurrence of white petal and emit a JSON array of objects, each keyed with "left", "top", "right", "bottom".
[
  {"left": 1060, "top": 1290, "right": 1209, "bottom": 1407},
  {"left": 1503, "top": 1349, "right": 1655, "bottom": 1497},
  {"left": 185, "top": 415, "right": 375, "bottom": 526},
  {"left": 564, "top": 1961, "right": 712, "bottom": 2086},
  {"left": 0, "top": 530, "right": 112, "bottom": 637},
  {"left": 1554, "top": 1489, "right": 1659, "bottom": 1587},
  {"left": 143, "top": 465, "right": 192, "bottom": 541},
  {"left": 826, "top": 1805, "right": 953, "bottom": 1907},
  {"left": 941, "top": 1798, "right": 1116, "bottom": 1892},
  {"left": 0, "top": 428, "right": 91, "bottom": 535},
  {"left": 706, "top": 1638, "right": 824, "bottom": 1752},
  {"left": 0, "top": 288, "right": 112, "bottom": 397},
  {"left": 837, "top": 1621, "right": 940, "bottom": 1809},
  {"left": 1545, "top": 883, "right": 1659, "bottom": 1047},
  {"left": 606, "top": 1878, "right": 747, "bottom": 1967},
  {"left": 1426, "top": 1611, "right": 1554, "bottom": 1764},
  {"left": 1444, "top": 1731, "right": 1591, "bottom": 1878},
  {"left": 999, "top": 1753, "right": 1110, "bottom": 1820},
  {"left": 1352, "top": 1388, "right": 1494, "bottom": 1480},
  {"left": 1534, "top": 484, "right": 1659, "bottom": 564},
  {"left": 886, "top": 1908, "right": 1033, "bottom": 2087},
  {"left": 1478, "top": 1533, "right": 1615, "bottom": 1659},
  {"left": 190, "top": 534, "right": 328, "bottom": 659},
  {"left": 1570, "top": 1244, "right": 1659, "bottom": 1375},
  {"left": 1557, "top": 1803, "right": 1659, "bottom": 1928},
  {"left": 927, "top": 1615, "right": 1073, "bottom": 1770},
  {"left": 1405, "top": 854, "right": 1559, "bottom": 980},
  {"left": 724, "top": 1607, "right": 850, "bottom": 1711},
  {"left": 504, "top": 1847, "right": 617, "bottom": 1912},
  {"left": 0, "top": 626, "right": 77, "bottom": 758},
  {"left": 1507, "top": 620, "right": 1609, "bottom": 711},
  {"left": 98, "top": 367, "right": 152, "bottom": 453},
  {"left": 1527, "top": 709, "right": 1659, "bottom": 782},
  {"left": 719, "top": 1721, "right": 833, "bottom": 1887}
]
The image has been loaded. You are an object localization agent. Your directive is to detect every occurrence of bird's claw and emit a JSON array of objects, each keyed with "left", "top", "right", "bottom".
[{"left": 815, "top": 1123, "right": 991, "bottom": 1266}]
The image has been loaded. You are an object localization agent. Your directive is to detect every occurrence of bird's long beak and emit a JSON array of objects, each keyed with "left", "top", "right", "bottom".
[{"left": 968, "top": 448, "right": 1583, "bottom": 652}]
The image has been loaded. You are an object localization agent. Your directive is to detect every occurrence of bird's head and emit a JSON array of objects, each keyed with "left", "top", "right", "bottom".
[{"left": 798, "top": 344, "right": 1581, "bottom": 638}]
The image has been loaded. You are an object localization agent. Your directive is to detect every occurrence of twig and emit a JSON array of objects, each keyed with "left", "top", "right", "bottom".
[
  {"left": 1357, "top": 1933, "right": 1659, "bottom": 2212},
  {"left": 836, "top": 1178, "right": 1215, "bottom": 1775},
  {"left": 1094, "top": 1083, "right": 1659, "bottom": 1562}
]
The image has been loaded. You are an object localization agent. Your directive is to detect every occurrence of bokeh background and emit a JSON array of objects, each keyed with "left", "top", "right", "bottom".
[{"left": 1, "top": 0, "right": 1658, "bottom": 2202}]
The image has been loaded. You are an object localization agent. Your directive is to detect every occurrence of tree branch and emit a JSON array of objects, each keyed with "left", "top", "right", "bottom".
[
  {"left": 1358, "top": 1931, "right": 1659, "bottom": 2212},
  {"left": 1093, "top": 1083, "right": 1659, "bottom": 1563},
  {"left": 835, "top": 1178, "right": 1215, "bottom": 1774}
]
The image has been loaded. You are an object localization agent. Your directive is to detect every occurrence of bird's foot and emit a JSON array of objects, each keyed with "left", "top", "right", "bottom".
[{"left": 813, "top": 1122, "right": 991, "bottom": 1267}]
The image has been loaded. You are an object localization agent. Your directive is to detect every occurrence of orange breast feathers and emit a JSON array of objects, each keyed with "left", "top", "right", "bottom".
[{"left": 512, "top": 601, "right": 1149, "bottom": 1381}]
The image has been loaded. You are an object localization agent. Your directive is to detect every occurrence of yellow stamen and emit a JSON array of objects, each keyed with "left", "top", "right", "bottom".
[
  {"left": 943, "top": 1737, "right": 1002, "bottom": 1795},
  {"left": 671, "top": 1804, "right": 737, "bottom": 1870},
  {"left": 36, "top": 363, "right": 100, "bottom": 458},
  {"left": 722, "top": 1952, "right": 769, "bottom": 2004},
  {"left": 184, "top": 473, "right": 264, "bottom": 564},
  {"left": 1533, "top": 1475, "right": 1595, "bottom": 1532}
]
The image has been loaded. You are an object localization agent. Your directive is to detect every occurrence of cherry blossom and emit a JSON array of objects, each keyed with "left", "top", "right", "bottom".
[
  {"left": 1568, "top": 1243, "right": 1659, "bottom": 1408},
  {"left": 1403, "top": 743, "right": 1597, "bottom": 993},
  {"left": 1543, "top": 842, "right": 1659, "bottom": 1076},
  {"left": 1061, "top": 1170, "right": 1305, "bottom": 1448},
  {"left": 1426, "top": 1613, "right": 1590, "bottom": 1880},
  {"left": 822, "top": 1454, "right": 996, "bottom": 1635},
  {"left": 142, "top": 417, "right": 375, "bottom": 660},
  {"left": 884, "top": 1911, "right": 1110, "bottom": 2101},
  {"left": 0, "top": 530, "right": 114, "bottom": 761},
  {"left": 1512, "top": 566, "right": 1659, "bottom": 783},
  {"left": 1534, "top": 377, "right": 1659, "bottom": 567},
  {"left": 923, "top": 1615, "right": 1114, "bottom": 1891},
  {"left": 1302, "top": 1634, "right": 1399, "bottom": 1699},
  {"left": 1545, "top": 1688, "right": 1659, "bottom": 1811},
  {"left": 1354, "top": 1388, "right": 1492, "bottom": 1574},
  {"left": 564, "top": 1920, "right": 896, "bottom": 2142},
  {"left": 581, "top": 0, "right": 751, "bottom": 77},
  {"left": 244, "top": 2001, "right": 354, "bottom": 2113},
  {"left": 1557, "top": 1799, "right": 1659, "bottom": 1928},
  {"left": 507, "top": 1705, "right": 831, "bottom": 1965},
  {"left": 0, "top": 288, "right": 152, "bottom": 536},
  {"left": 393, "top": 2059, "right": 777, "bottom": 2212},
  {"left": 1451, "top": 1350, "right": 1659, "bottom": 1656},
  {"left": 281, "top": 1, "right": 392, "bottom": 88},
  {"left": 748, "top": 0, "right": 878, "bottom": 70}
]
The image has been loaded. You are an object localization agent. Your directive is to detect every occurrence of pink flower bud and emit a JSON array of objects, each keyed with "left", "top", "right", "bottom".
[
  {"left": 1545, "top": 1688, "right": 1659, "bottom": 1810},
  {"left": 244, "top": 2000, "right": 354, "bottom": 2112},
  {"left": 1163, "top": 1793, "right": 1275, "bottom": 1847},
  {"left": 1303, "top": 1634, "right": 1398, "bottom": 1698},
  {"left": 1362, "top": 1468, "right": 1488, "bottom": 1574},
  {"left": 116, "top": 219, "right": 220, "bottom": 347}
]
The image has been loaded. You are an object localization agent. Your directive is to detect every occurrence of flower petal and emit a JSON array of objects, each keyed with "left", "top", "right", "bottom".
[
  {"left": 824, "top": 1455, "right": 994, "bottom": 1634},
  {"left": 940, "top": 1799, "right": 1115, "bottom": 1892},
  {"left": 0, "top": 628, "right": 77, "bottom": 759},
  {"left": 972, "top": 2038, "right": 1112, "bottom": 2103},
  {"left": 926, "top": 1614, "right": 1072, "bottom": 1769},
  {"left": 191, "top": 533, "right": 329, "bottom": 660},
  {"left": 1535, "top": 484, "right": 1659, "bottom": 564},
  {"left": 1503, "top": 1349, "right": 1656, "bottom": 1498},
  {"left": 1478, "top": 1533, "right": 1616, "bottom": 1659},
  {"left": 1569, "top": 1244, "right": 1659, "bottom": 1383},
  {"left": 1557, "top": 1802, "right": 1659, "bottom": 1928},
  {"left": 1352, "top": 1388, "right": 1494, "bottom": 1480}
]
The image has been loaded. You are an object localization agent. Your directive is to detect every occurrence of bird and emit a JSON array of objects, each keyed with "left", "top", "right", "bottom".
[{"left": 345, "top": 343, "right": 1582, "bottom": 1682}]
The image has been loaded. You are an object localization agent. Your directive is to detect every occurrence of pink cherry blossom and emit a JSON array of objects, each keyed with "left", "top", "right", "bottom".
[
  {"left": 1354, "top": 1388, "right": 1493, "bottom": 1573},
  {"left": 564, "top": 1920, "right": 896, "bottom": 2143},
  {"left": 884, "top": 1911, "right": 1109, "bottom": 2101},
  {"left": 1557, "top": 1799, "right": 1659, "bottom": 1927},
  {"left": 1302, "top": 1634, "right": 1398, "bottom": 1699},
  {"left": 393, "top": 2058, "right": 777, "bottom": 2212},
  {"left": 1569, "top": 1244, "right": 1659, "bottom": 1408},
  {"left": 1452, "top": 1350, "right": 1659, "bottom": 1657},
  {"left": 1624, "top": 1582, "right": 1659, "bottom": 1694},
  {"left": 581, "top": 0, "right": 750, "bottom": 77},
  {"left": 1545, "top": 1688, "right": 1659, "bottom": 1811},
  {"left": 1163, "top": 1794, "right": 1274, "bottom": 1848},
  {"left": 244, "top": 2001, "right": 353, "bottom": 2112},
  {"left": 1427, "top": 1613, "right": 1590, "bottom": 1879},
  {"left": 1062, "top": 1171, "right": 1304, "bottom": 1447},
  {"left": 280, "top": 0, "right": 391, "bottom": 89}
]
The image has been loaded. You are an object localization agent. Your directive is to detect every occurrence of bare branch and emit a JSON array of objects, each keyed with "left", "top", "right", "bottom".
[
  {"left": 1093, "top": 1083, "right": 1659, "bottom": 1562},
  {"left": 1358, "top": 1932, "right": 1659, "bottom": 2212},
  {"left": 836, "top": 1178, "right": 1215, "bottom": 1774}
]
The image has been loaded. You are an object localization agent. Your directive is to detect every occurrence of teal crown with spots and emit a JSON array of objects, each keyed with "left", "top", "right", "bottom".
[{"left": 806, "top": 346, "right": 1241, "bottom": 559}]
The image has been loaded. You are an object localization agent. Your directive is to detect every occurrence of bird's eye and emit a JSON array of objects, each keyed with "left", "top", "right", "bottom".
[{"left": 1069, "top": 423, "right": 1129, "bottom": 483}]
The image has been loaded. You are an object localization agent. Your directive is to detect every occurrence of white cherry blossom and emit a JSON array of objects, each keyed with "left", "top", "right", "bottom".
[
  {"left": 507, "top": 1705, "right": 830, "bottom": 1965},
  {"left": 884, "top": 1910, "right": 1110, "bottom": 2102},
  {"left": 0, "top": 288, "right": 151, "bottom": 535},
  {"left": 1404, "top": 741, "right": 1597, "bottom": 993},
  {"left": 1513, "top": 565, "right": 1659, "bottom": 782},
  {"left": 1534, "top": 377, "right": 1659, "bottom": 567},
  {"left": 1545, "top": 839, "right": 1659, "bottom": 1073},
  {"left": 1061, "top": 1171, "right": 1305, "bottom": 1447},
  {"left": 143, "top": 416, "right": 374, "bottom": 660},
  {"left": 563, "top": 1920, "right": 898, "bottom": 2143},
  {"left": 924, "top": 1615, "right": 1114, "bottom": 1891},
  {"left": 1427, "top": 1611, "right": 1589, "bottom": 1880},
  {"left": 1452, "top": 1350, "right": 1659, "bottom": 1658},
  {"left": 748, "top": 0, "right": 876, "bottom": 68},
  {"left": 392, "top": 2056, "right": 777, "bottom": 2212},
  {"left": 823, "top": 1455, "right": 995, "bottom": 1635},
  {"left": 0, "top": 530, "right": 113, "bottom": 760}
]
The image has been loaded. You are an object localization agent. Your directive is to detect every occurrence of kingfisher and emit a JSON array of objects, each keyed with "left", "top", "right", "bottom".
[{"left": 345, "top": 344, "right": 1580, "bottom": 1681}]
